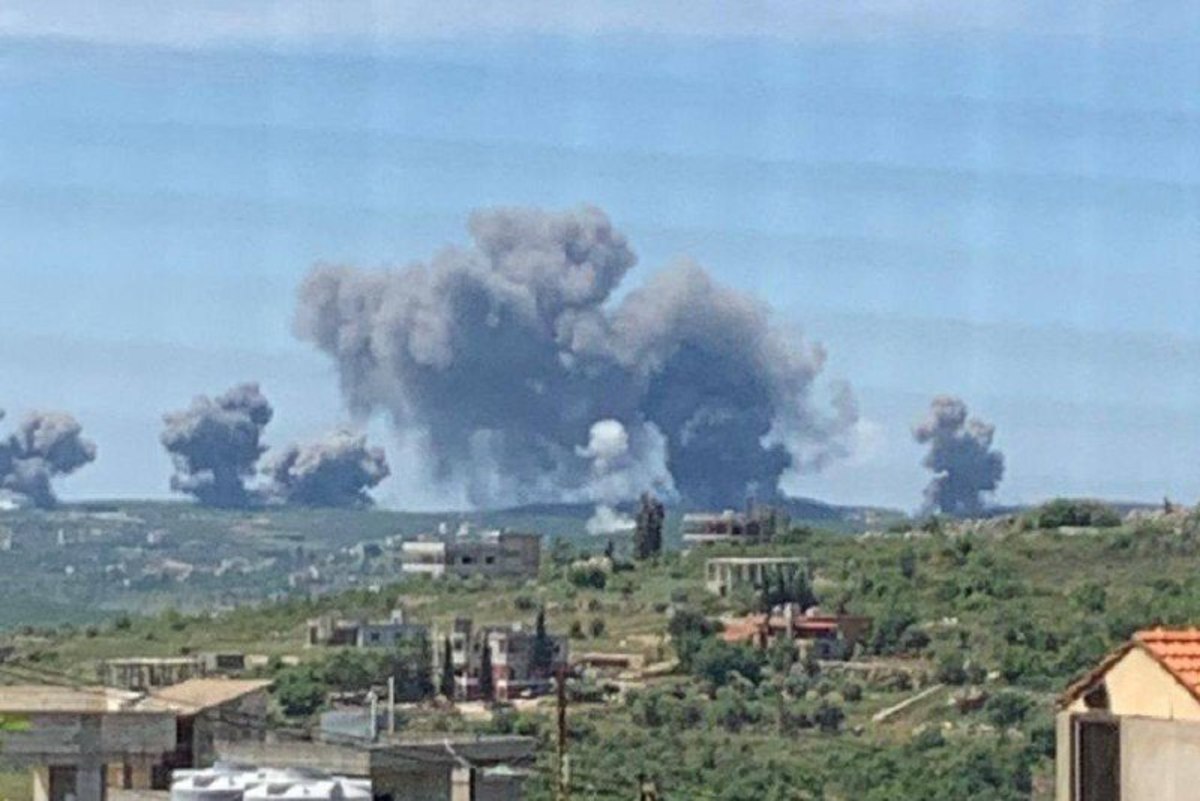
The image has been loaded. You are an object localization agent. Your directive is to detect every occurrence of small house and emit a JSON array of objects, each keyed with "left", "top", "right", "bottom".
[{"left": 1057, "top": 627, "right": 1200, "bottom": 800}]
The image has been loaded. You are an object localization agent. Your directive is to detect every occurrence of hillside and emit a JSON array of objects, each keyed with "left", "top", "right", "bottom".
[
  {"left": 9, "top": 502, "right": 1200, "bottom": 800},
  {"left": 0, "top": 498, "right": 896, "bottom": 629}
]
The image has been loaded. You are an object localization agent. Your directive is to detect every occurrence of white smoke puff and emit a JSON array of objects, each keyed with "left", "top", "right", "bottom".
[
  {"left": 577, "top": 419, "right": 630, "bottom": 471},
  {"left": 263, "top": 430, "right": 390, "bottom": 507},
  {"left": 294, "top": 206, "right": 857, "bottom": 508},
  {"left": 913, "top": 395, "right": 1005, "bottom": 517},
  {"left": 0, "top": 409, "right": 97, "bottom": 508},
  {"left": 585, "top": 505, "right": 636, "bottom": 536}
]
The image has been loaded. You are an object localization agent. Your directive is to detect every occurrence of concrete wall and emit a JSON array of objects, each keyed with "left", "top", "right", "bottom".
[
  {"left": 0, "top": 713, "right": 175, "bottom": 768},
  {"left": 1120, "top": 716, "right": 1200, "bottom": 800}
]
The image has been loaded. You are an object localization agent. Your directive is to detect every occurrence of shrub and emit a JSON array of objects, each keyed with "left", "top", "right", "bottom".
[
  {"left": 984, "top": 691, "right": 1033, "bottom": 728},
  {"left": 274, "top": 665, "right": 327, "bottom": 717},
  {"left": 568, "top": 565, "right": 608, "bottom": 590},
  {"left": 814, "top": 700, "right": 844, "bottom": 733},
  {"left": 691, "top": 640, "right": 765, "bottom": 687},
  {"left": 1025, "top": 498, "right": 1121, "bottom": 529}
]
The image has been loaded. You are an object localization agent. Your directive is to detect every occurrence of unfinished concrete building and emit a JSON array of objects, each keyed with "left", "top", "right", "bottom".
[
  {"left": 0, "top": 685, "right": 177, "bottom": 801},
  {"left": 401, "top": 532, "right": 541, "bottom": 581}
]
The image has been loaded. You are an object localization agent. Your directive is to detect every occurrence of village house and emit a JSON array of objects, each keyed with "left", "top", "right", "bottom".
[
  {"left": 681, "top": 506, "right": 787, "bottom": 548},
  {"left": 0, "top": 685, "right": 176, "bottom": 801},
  {"left": 401, "top": 532, "right": 541, "bottom": 581},
  {"left": 307, "top": 608, "right": 429, "bottom": 649},
  {"left": 97, "top": 678, "right": 273, "bottom": 790},
  {"left": 704, "top": 557, "right": 807, "bottom": 597},
  {"left": 720, "top": 606, "right": 873, "bottom": 660},
  {"left": 1057, "top": 627, "right": 1200, "bottom": 801},
  {"left": 440, "top": 618, "right": 568, "bottom": 701}
]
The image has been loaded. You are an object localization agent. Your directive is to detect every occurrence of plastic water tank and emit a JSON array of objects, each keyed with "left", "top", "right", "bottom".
[
  {"left": 171, "top": 763, "right": 267, "bottom": 801},
  {"left": 243, "top": 775, "right": 373, "bottom": 801}
]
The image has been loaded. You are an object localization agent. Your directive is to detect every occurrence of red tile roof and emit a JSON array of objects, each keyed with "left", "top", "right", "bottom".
[
  {"left": 1135, "top": 628, "right": 1200, "bottom": 699},
  {"left": 721, "top": 616, "right": 766, "bottom": 644}
]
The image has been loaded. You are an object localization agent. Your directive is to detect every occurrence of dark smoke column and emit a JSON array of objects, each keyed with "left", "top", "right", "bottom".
[
  {"left": 0, "top": 409, "right": 98, "bottom": 508},
  {"left": 263, "top": 431, "right": 390, "bottom": 507},
  {"left": 293, "top": 205, "right": 857, "bottom": 509},
  {"left": 913, "top": 395, "right": 1004, "bottom": 517},
  {"left": 160, "top": 383, "right": 272, "bottom": 508}
]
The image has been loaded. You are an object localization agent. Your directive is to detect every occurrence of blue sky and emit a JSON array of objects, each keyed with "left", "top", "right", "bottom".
[{"left": 2, "top": 1, "right": 1199, "bottom": 510}]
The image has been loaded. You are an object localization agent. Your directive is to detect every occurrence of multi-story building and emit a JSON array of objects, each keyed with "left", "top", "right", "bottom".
[
  {"left": 307, "top": 608, "right": 429, "bottom": 649},
  {"left": 439, "top": 618, "right": 568, "bottom": 701},
  {"left": 401, "top": 532, "right": 541, "bottom": 581},
  {"left": 681, "top": 506, "right": 787, "bottom": 548}
]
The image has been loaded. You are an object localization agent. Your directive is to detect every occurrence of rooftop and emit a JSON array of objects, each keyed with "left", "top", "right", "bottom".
[
  {"left": 1062, "top": 627, "right": 1200, "bottom": 707},
  {"left": 0, "top": 685, "right": 145, "bottom": 713},
  {"left": 136, "top": 678, "right": 273, "bottom": 713},
  {"left": 1136, "top": 628, "right": 1200, "bottom": 698}
]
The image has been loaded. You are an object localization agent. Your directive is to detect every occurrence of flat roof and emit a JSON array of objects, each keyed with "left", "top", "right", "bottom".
[
  {"left": 0, "top": 685, "right": 145, "bottom": 714},
  {"left": 136, "top": 679, "right": 273, "bottom": 714}
]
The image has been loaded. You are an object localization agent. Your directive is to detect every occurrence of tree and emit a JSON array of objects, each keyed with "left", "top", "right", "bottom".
[
  {"left": 634, "top": 492, "right": 665, "bottom": 560},
  {"left": 479, "top": 637, "right": 496, "bottom": 702},
  {"left": 381, "top": 634, "right": 435, "bottom": 701},
  {"left": 440, "top": 636, "right": 456, "bottom": 699},
  {"left": 275, "top": 664, "right": 327, "bottom": 717},
  {"left": 691, "top": 640, "right": 764, "bottom": 686},
  {"left": 531, "top": 608, "right": 556, "bottom": 677},
  {"left": 814, "top": 700, "right": 844, "bottom": 733},
  {"left": 760, "top": 566, "right": 818, "bottom": 612},
  {"left": 767, "top": 635, "right": 797, "bottom": 675},
  {"left": 668, "top": 608, "right": 717, "bottom": 671}
]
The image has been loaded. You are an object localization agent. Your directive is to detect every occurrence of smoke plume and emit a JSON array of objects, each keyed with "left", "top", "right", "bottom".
[
  {"left": 913, "top": 395, "right": 1004, "bottom": 516},
  {"left": 263, "top": 430, "right": 390, "bottom": 507},
  {"left": 161, "top": 383, "right": 273, "bottom": 508},
  {"left": 294, "top": 204, "right": 856, "bottom": 508},
  {"left": 0, "top": 409, "right": 97, "bottom": 508}
]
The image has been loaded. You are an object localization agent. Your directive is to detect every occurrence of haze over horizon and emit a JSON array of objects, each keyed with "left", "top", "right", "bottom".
[{"left": 2, "top": 1, "right": 1198, "bottom": 512}]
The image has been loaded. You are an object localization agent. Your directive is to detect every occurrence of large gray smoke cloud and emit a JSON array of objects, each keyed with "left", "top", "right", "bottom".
[
  {"left": 0, "top": 409, "right": 97, "bottom": 508},
  {"left": 913, "top": 395, "right": 1004, "bottom": 516},
  {"left": 161, "top": 383, "right": 273, "bottom": 508},
  {"left": 162, "top": 384, "right": 389, "bottom": 508},
  {"left": 294, "top": 205, "right": 857, "bottom": 508},
  {"left": 263, "top": 430, "right": 390, "bottom": 507}
]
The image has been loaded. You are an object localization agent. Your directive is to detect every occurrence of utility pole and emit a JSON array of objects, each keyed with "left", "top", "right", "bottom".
[
  {"left": 387, "top": 676, "right": 396, "bottom": 736},
  {"left": 556, "top": 664, "right": 570, "bottom": 801}
]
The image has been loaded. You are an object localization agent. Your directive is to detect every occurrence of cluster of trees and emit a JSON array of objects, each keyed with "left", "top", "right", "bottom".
[
  {"left": 1020, "top": 498, "right": 1122, "bottom": 529},
  {"left": 274, "top": 635, "right": 433, "bottom": 717},
  {"left": 758, "top": 565, "right": 818, "bottom": 612}
]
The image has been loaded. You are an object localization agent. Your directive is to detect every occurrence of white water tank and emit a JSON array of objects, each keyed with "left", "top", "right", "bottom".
[
  {"left": 172, "top": 764, "right": 370, "bottom": 801},
  {"left": 171, "top": 763, "right": 267, "bottom": 801},
  {"left": 243, "top": 775, "right": 372, "bottom": 801}
]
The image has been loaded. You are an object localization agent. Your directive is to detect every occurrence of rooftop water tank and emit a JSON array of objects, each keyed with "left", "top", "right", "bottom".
[
  {"left": 170, "top": 763, "right": 267, "bottom": 801},
  {"left": 243, "top": 776, "right": 372, "bottom": 801}
]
